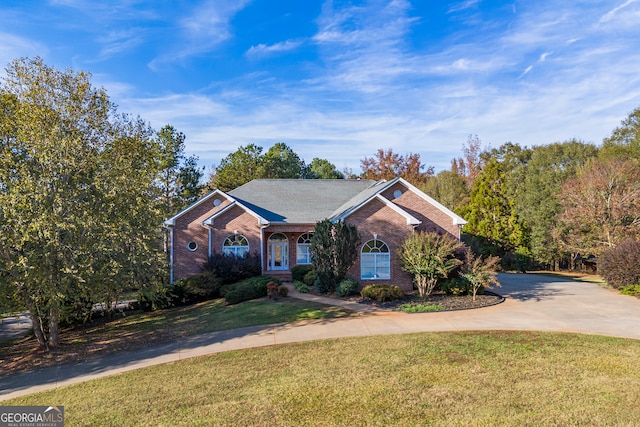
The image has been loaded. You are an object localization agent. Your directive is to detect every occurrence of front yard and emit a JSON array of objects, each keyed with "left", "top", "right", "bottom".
[
  {"left": 0, "top": 297, "right": 354, "bottom": 374},
  {"left": 5, "top": 331, "right": 640, "bottom": 426}
]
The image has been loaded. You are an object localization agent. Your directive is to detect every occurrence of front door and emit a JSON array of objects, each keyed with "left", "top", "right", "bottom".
[{"left": 269, "top": 242, "right": 289, "bottom": 270}]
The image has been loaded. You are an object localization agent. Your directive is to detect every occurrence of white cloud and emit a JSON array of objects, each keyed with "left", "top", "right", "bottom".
[
  {"left": 149, "top": 0, "right": 251, "bottom": 68},
  {"left": 599, "top": 0, "right": 639, "bottom": 23},
  {"left": 447, "top": 0, "right": 481, "bottom": 14},
  {"left": 96, "top": 29, "right": 145, "bottom": 60},
  {"left": 0, "top": 32, "right": 46, "bottom": 68},
  {"left": 245, "top": 40, "right": 303, "bottom": 58}
]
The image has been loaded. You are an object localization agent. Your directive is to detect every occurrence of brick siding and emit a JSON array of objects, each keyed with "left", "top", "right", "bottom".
[{"left": 170, "top": 182, "right": 462, "bottom": 293}]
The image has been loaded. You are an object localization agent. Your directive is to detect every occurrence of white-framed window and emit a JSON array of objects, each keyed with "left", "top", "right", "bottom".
[
  {"left": 222, "top": 234, "right": 249, "bottom": 257},
  {"left": 296, "top": 233, "right": 313, "bottom": 264},
  {"left": 187, "top": 241, "right": 198, "bottom": 252},
  {"left": 361, "top": 239, "right": 390, "bottom": 280}
]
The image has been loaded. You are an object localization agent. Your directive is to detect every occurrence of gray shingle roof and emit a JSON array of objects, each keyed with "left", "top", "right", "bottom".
[{"left": 228, "top": 179, "right": 379, "bottom": 224}]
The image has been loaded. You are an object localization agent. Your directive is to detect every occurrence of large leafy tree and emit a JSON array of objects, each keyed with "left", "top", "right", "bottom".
[
  {"left": 600, "top": 106, "right": 640, "bottom": 160},
  {"left": 0, "top": 57, "right": 164, "bottom": 348},
  {"left": 259, "top": 142, "right": 305, "bottom": 179},
  {"left": 306, "top": 158, "right": 344, "bottom": 179},
  {"left": 420, "top": 170, "right": 469, "bottom": 212},
  {"left": 557, "top": 158, "right": 640, "bottom": 255},
  {"left": 399, "top": 232, "right": 463, "bottom": 297},
  {"left": 209, "top": 143, "right": 342, "bottom": 191},
  {"left": 360, "top": 148, "right": 434, "bottom": 184},
  {"left": 310, "top": 220, "right": 360, "bottom": 293},
  {"left": 514, "top": 140, "right": 598, "bottom": 269},
  {"left": 209, "top": 143, "right": 264, "bottom": 191}
]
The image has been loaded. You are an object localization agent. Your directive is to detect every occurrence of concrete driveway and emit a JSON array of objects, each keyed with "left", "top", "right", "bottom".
[{"left": 2, "top": 273, "right": 640, "bottom": 400}]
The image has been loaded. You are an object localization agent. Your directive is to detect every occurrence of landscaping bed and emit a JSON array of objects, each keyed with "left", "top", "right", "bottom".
[{"left": 353, "top": 291, "right": 504, "bottom": 312}]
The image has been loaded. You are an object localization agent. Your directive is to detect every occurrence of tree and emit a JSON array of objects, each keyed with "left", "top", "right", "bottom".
[
  {"left": 420, "top": 170, "right": 469, "bottom": 212},
  {"left": 310, "top": 220, "right": 360, "bottom": 293},
  {"left": 600, "top": 106, "right": 640, "bottom": 160},
  {"left": 460, "top": 249, "right": 501, "bottom": 301},
  {"left": 306, "top": 157, "right": 344, "bottom": 179},
  {"left": 177, "top": 154, "right": 205, "bottom": 206},
  {"left": 360, "top": 148, "right": 434, "bottom": 184},
  {"left": 209, "top": 143, "right": 264, "bottom": 191},
  {"left": 398, "top": 232, "right": 463, "bottom": 297},
  {"left": 460, "top": 158, "right": 528, "bottom": 258},
  {"left": 514, "top": 140, "right": 598, "bottom": 269},
  {"left": 209, "top": 143, "right": 309, "bottom": 191},
  {"left": 156, "top": 124, "right": 204, "bottom": 216},
  {"left": 557, "top": 158, "right": 640, "bottom": 255},
  {"left": 259, "top": 142, "right": 305, "bottom": 179},
  {"left": 0, "top": 57, "right": 164, "bottom": 348},
  {"left": 451, "top": 134, "right": 485, "bottom": 189}
]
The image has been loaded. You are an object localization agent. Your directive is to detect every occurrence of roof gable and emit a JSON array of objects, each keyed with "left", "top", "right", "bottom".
[{"left": 335, "top": 177, "right": 467, "bottom": 226}]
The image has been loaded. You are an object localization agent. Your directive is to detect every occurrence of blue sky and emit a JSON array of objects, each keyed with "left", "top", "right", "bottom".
[{"left": 1, "top": 0, "right": 639, "bottom": 173}]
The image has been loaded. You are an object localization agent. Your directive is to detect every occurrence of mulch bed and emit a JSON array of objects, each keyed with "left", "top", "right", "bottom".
[{"left": 352, "top": 291, "right": 504, "bottom": 311}]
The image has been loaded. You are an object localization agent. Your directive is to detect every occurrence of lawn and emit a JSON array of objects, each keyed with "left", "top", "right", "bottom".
[
  {"left": 6, "top": 331, "right": 640, "bottom": 426},
  {"left": 1, "top": 297, "right": 354, "bottom": 373}
]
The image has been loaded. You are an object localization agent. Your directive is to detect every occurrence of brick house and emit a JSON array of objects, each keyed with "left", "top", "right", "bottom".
[{"left": 163, "top": 178, "right": 467, "bottom": 291}]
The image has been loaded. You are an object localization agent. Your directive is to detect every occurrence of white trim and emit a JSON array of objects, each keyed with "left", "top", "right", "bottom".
[
  {"left": 163, "top": 189, "right": 229, "bottom": 226},
  {"left": 201, "top": 199, "right": 269, "bottom": 227},
  {"left": 201, "top": 201, "right": 237, "bottom": 226},
  {"left": 374, "top": 194, "right": 421, "bottom": 225},
  {"left": 394, "top": 177, "right": 467, "bottom": 225}
]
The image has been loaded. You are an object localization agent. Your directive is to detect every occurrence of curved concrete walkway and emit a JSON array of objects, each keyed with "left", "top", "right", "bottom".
[{"left": 2, "top": 273, "right": 640, "bottom": 400}]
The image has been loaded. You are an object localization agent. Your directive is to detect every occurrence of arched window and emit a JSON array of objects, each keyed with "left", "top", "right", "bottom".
[
  {"left": 361, "top": 239, "right": 390, "bottom": 280},
  {"left": 296, "top": 233, "right": 313, "bottom": 265},
  {"left": 222, "top": 234, "right": 249, "bottom": 257}
]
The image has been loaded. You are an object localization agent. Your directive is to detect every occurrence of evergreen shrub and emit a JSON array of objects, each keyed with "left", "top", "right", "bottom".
[
  {"left": 360, "top": 284, "right": 404, "bottom": 302},
  {"left": 336, "top": 279, "right": 359, "bottom": 297},
  {"left": 292, "top": 265, "right": 314, "bottom": 282}
]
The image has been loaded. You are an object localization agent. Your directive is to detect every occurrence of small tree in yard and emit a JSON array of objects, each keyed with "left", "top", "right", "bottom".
[
  {"left": 399, "top": 232, "right": 463, "bottom": 297},
  {"left": 460, "top": 249, "right": 501, "bottom": 301},
  {"left": 310, "top": 219, "right": 360, "bottom": 293}
]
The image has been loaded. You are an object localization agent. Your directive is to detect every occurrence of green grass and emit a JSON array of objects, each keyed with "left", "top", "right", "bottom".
[
  {"left": 7, "top": 331, "right": 640, "bottom": 426},
  {"left": 108, "top": 297, "right": 354, "bottom": 337},
  {"left": 0, "top": 298, "right": 355, "bottom": 373}
]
